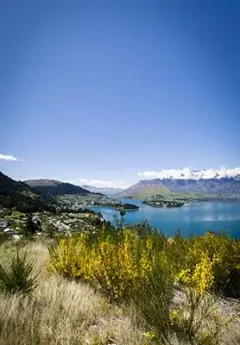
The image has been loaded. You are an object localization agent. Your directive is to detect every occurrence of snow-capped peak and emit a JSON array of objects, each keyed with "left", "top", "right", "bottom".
[{"left": 138, "top": 167, "right": 240, "bottom": 180}]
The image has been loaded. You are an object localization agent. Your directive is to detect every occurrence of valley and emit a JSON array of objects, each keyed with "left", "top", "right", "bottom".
[
  {"left": 1, "top": 170, "right": 240, "bottom": 240},
  {"left": 0, "top": 172, "right": 138, "bottom": 239}
]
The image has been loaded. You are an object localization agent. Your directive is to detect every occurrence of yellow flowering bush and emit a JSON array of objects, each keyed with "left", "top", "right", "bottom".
[
  {"left": 167, "top": 231, "right": 240, "bottom": 293},
  {"left": 49, "top": 227, "right": 239, "bottom": 300},
  {"left": 49, "top": 227, "right": 169, "bottom": 300},
  {"left": 177, "top": 252, "right": 217, "bottom": 296},
  {"left": 48, "top": 225, "right": 239, "bottom": 344}
]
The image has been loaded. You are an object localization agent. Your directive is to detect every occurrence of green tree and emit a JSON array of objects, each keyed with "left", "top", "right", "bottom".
[{"left": 25, "top": 215, "right": 36, "bottom": 236}]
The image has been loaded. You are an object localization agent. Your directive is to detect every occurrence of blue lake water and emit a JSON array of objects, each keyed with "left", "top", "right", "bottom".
[{"left": 91, "top": 199, "right": 240, "bottom": 238}]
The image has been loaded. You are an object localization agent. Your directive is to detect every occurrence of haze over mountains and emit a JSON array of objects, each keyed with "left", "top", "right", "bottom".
[{"left": 82, "top": 185, "right": 123, "bottom": 196}]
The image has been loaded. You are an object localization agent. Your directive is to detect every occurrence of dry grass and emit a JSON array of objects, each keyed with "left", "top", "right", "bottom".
[
  {"left": 172, "top": 287, "right": 240, "bottom": 345},
  {"left": 0, "top": 240, "right": 239, "bottom": 345},
  {"left": 0, "top": 241, "right": 145, "bottom": 345}
]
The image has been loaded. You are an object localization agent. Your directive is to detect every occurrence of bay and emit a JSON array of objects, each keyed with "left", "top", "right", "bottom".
[{"left": 91, "top": 198, "right": 240, "bottom": 238}]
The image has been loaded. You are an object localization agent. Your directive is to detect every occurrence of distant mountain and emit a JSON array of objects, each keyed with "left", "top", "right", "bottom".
[
  {"left": 155, "top": 177, "right": 240, "bottom": 194},
  {"left": 119, "top": 180, "right": 170, "bottom": 199},
  {"left": 25, "top": 179, "right": 91, "bottom": 197},
  {"left": 120, "top": 177, "right": 240, "bottom": 199},
  {"left": 0, "top": 172, "right": 55, "bottom": 212},
  {"left": 82, "top": 185, "right": 123, "bottom": 196}
]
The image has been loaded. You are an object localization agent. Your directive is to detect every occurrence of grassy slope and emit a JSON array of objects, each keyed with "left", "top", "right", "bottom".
[
  {"left": 0, "top": 241, "right": 239, "bottom": 345},
  {"left": 0, "top": 242, "right": 144, "bottom": 345}
]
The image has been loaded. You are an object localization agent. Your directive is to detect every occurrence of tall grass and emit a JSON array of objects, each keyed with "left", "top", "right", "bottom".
[
  {"left": 0, "top": 231, "right": 239, "bottom": 345},
  {"left": 0, "top": 241, "right": 146, "bottom": 345}
]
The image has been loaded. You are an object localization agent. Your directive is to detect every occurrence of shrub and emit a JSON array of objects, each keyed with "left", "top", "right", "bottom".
[
  {"left": 48, "top": 226, "right": 239, "bottom": 344},
  {"left": 166, "top": 232, "right": 240, "bottom": 294},
  {"left": 49, "top": 226, "right": 174, "bottom": 344},
  {"left": 49, "top": 228, "right": 240, "bottom": 300},
  {"left": 170, "top": 289, "right": 235, "bottom": 345},
  {"left": 176, "top": 252, "right": 216, "bottom": 296},
  {"left": 133, "top": 262, "right": 174, "bottom": 343},
  {"left": 24, "top": 215, "right": 38, "bottom": 236},
  {"left": 0, "top": 248, "right": 38, "bottom": 296},
  {"left": 49, "top": 226, "right": 169, "bottom": 301}
]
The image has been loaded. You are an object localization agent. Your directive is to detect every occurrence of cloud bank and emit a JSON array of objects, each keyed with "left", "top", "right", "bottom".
[
  {"left": 64, "top": 179, "right": 125, "bottom": 188},
  {"left": 80, "top": 179, "right": 124, "bottom": 188},
  {"left": 138, "top": 167, "right": 240, "bottom": 180},
  {"left": 0, "top": 153, "right": 18, "bottom": 161}
]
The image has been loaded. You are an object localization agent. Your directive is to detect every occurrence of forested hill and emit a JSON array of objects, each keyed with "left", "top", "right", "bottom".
[
  {"left": 25, "top": 179, "right": 91, "bottom": 197},
  {"left": 0, "top": 172, "right": 55, "bottom": 212}
]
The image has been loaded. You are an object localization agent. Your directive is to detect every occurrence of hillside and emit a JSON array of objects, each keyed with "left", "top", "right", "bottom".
[
  {"left": 82, "top": 185, "right": 123, "bottom": 196},
  {"left": 0, "top": 172, "right": 55, "bottom": 212},
  {"left": 25, "top": 179, "right": 91, "bottom": 197},
  {"left": 119, "top": 180, "right": 170, "bottom": 199},
  {"left": 120, "top": 177, "right": 240, "bottom": 199}
]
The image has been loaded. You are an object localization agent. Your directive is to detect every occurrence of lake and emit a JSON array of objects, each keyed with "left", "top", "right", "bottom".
[{"left": 91, "top": 199, "right": 240, "bottom": 238}]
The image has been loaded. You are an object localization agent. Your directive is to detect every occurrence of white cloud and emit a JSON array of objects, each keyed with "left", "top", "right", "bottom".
[
  {"left": 80, "top": 179, "right": 125, "bottom": 188},
  {"left": 138, "top": 167, "right": 240, "bottom": 180},
  {"left": 0, "top": 153, "right": 18, "bottom": 161},
  {"left": 63, "top": 179, "right": 77, "bottom": 184},
  {"left": 64, "top": 178, "right": 125, "bottom": 188}
]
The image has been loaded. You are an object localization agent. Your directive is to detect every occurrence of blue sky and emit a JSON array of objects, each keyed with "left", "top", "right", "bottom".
[{"left": 0, "top": 0, "right": 239, "bottom": 187}]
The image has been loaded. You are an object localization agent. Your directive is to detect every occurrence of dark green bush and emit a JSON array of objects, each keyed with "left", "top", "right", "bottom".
[
  {"left": 133, "top": 263, "right": 174, "bottom": 343},
  {"left": 0, "top": 249, "right": 38, "bottom": 296}
]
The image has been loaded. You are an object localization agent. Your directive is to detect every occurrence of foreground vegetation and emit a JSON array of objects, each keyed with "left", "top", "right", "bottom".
[{"left": 0, "top": 225, "right": 239, "bottom": 345}]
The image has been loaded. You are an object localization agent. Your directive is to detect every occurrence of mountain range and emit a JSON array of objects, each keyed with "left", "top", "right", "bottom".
[
  {"left": 119, "top": 176, "right": 240, "bottom": 199},
  {"left": 1, "top": 171, "right": 240, "bottom": 212}
]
